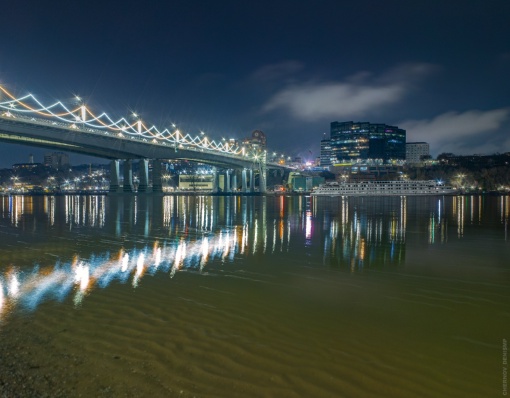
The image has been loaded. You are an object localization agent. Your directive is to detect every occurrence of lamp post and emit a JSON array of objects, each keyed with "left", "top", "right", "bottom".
[{"left": 456, "top": 173, "right": 466, "bottom": 190}]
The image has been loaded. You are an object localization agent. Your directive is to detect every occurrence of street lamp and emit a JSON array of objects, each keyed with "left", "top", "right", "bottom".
[
  {"left": 456, "top": 173, "right": 466, "bottom": 189},
  {"left": 130, "top": 112, "right": 143, "bottom": 134}
]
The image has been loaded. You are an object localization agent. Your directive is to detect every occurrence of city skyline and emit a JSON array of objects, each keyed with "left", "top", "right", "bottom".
[{"left": 1, "top": 1, "right": 509, "bottom": 167}]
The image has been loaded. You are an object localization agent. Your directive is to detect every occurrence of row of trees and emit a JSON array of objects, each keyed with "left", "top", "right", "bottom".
[{"left": 405, "top": 165, "right": 510, "bottom": 192}]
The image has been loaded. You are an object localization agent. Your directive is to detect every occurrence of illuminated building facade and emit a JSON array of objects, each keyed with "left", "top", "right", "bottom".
[
  {"left": 242, "top": 130, "right": 266, "bottom": 152},
  {"left": 406, "top": 142, "right": 430, "bottom": 164},
  {"left": 178, "top": 174, "right": 214, "bottom": 191},
  {"left": 329, "top": 121, "right": 406, "bottom": 164}
]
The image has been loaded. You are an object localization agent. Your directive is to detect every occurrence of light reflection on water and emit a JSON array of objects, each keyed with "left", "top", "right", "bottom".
[{"left": 0, "top": 194, "right": 508, "bottom": 320}]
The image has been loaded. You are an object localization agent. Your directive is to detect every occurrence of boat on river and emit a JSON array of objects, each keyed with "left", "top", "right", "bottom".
[{"left": 311, "top": 180, "right": 455, "bottom": 196}]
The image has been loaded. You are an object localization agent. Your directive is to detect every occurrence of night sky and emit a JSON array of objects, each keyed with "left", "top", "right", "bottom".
[{"left": 1, "top": 0, "right": 509, "bottom": 167}]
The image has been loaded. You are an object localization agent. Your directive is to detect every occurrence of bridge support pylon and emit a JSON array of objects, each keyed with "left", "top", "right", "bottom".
[
  {"left": 241, "top": 169, "right": 247, "bottom": 193},
  {"left": 123, "top": 160, "right": 134, "bottom": 192},
  {"left": 249, "top": 169, "right": 254, "bottom": 193},
  {"left": 138, "top": 159, "right": 149, "bottom": 192},
  {"left": 231, "top": 172, "right": 237, "bottom": 192},
  {"left": 258, "top": 165, "right": 267, "bottom": 193},
  {"left": 212, "top": 167, "right": 219, "bottom": 193},
  {"left": 225, "top": 170, "right": 231, "bottom": 193},
  {"left": 109, "top": 160, "right": 121, "bottom": 193}
]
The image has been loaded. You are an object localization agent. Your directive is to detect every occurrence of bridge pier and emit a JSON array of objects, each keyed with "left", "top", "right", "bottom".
[
  {"left": 138, "top": 159, "right": 149, "bottom": 192},
  {"left": 105, "top": 159, "right": 267, "bottom": 195},
  {"left": 231, "top": 172, "right": 237, "bottom": 192},
  {"left": 258, "top": 165, "right": 267, "bottom": 193},
  {"left": 242, "top": 169, "right": 247, "bottom": 192},
  {"left": 123, "top": 160, "right": 134, "bottom": 192},
  {"left": 212, "top": 168, "right": 219, "bottom": 193},
  {"left": 225, "top": 170, "right": 231, "bottom": 193},
  {"left": 109, "top": 160, "right": 121, "bottom": 193}
]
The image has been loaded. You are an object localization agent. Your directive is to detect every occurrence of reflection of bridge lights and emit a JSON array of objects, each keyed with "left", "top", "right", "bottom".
[
  {"left": 136, "top": 253, "right": 145, "bottom": 275},
  {"left": 200, "top": 238, "right": 209, "bottom": 269},
  {"left": 74, "top": 263, "right": 90, "bottom": 291},
  {"left": 9, "top": 273, "right": 20, "bottom": 298},
  {"left": 133, "top": 253, "right": 146, "bottom": 287},
  {"left": 121, "top": 253, "right": 129, "bottom": 272},
  {"left": 154, "top": 246, "right": 162, "bottom": 268}
]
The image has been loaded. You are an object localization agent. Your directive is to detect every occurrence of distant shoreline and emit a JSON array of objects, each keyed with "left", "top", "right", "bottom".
[{"left": 0, "top": 191, "right": 507, "bottom": 197}]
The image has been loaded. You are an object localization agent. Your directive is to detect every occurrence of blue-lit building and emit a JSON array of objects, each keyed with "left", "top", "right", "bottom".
[{"left": 328, "top": 121, "right": 406, "bottom": 164}]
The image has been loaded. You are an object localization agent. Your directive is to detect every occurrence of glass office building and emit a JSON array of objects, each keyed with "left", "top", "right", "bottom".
[{"left": 329, "top": 121, "right": 406, "bottom": 164}]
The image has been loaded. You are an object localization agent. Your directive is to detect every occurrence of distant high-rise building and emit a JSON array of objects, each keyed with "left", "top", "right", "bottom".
[
  {"left": 44, "top": 152, "right": 70, "bottom": 170},
  {"left": 320, "top": 138, "right": 333, "bottom": 167},
  {"left": 243, "top": 130, "right": 266, "bottom": 152},
  {"left": 329, "top": 121, "right": 406, "bottom": 164},
  {"left": 406, "top": 142, "right": 430, "bottom": 164}
]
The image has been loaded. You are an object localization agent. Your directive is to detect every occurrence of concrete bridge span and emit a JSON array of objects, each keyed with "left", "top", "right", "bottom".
[{"left": 0, "top": 115, "right": 290, "bottom": 193}]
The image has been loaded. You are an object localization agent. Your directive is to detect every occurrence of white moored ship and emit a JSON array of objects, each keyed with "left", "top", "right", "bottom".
[{"left": 311, "top": 180, "right": 455, "bottom": 196}]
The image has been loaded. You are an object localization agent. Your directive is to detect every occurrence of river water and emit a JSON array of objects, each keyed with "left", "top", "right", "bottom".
[{"left": 0, "top": 194, "right": 508, "bottom": 397}]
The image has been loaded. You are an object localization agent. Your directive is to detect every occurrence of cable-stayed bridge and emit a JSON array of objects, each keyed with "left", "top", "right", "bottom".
[{"left": 0, "top": 85, "right": 292, "bottom": 193}]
